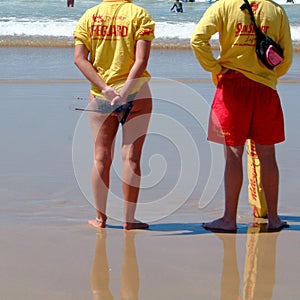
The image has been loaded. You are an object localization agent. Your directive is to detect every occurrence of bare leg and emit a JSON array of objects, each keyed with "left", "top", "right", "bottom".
[
  {"left": 121, "top": 84, "right": 152, "bottom": 230},
  {"left": 88, "top": 105, "right": 120, "bottom": 228},
  {"left": 203, "top": 145, "right": 244, "bottom": 232},
  {"left": 255, "top": 144, "right": 288, "bottom": 231}
]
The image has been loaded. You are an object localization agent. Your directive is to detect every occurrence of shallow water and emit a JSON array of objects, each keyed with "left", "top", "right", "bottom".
[{"left": 1, "top": 48, "right": 300, "bottom": 226}]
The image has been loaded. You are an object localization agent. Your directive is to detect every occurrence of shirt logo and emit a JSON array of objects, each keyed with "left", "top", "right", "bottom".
[
  {"left": 92, "top": 14, "right": 104, "bottom": 23},
  {"left": 140, "top": 28, "right": 154, "bottom": 36}
]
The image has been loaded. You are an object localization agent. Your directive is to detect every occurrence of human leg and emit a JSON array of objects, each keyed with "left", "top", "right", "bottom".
[
  {"left": 89, "top": 107, "right": 120, "bottom": 228},
  {"left": 203, "top": 145, "right": 244, "bottom": 232},
  {"left": 254, "top": 143, "right": 288, "bottom": 231},
  {"left": 204, "top": 74, "right": 253, "bottom": 232},
  {"left": 121, "top": 84, "right": 152, "bottom": 229},
  {"left": 249, "top": 84, "right": 287, "bottom": 230}
]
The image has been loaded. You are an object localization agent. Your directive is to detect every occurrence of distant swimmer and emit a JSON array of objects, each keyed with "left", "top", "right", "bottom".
[
  {"left": 67, "top": 0, "right": 74, "bottom": 7},
  {"left": 286, "top": 0, "right": 294, "bottom": 3},
  {"left": 170, "top": 0, "right": 183, "bottom": 13}
]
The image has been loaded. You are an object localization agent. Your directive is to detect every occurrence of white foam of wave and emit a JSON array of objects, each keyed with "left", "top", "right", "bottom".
[
  {"left": 155, "top": 21, "right": 197, "bottom": 39},
  {"left": 290, "top": 26, "right": 300, "bottom": 42},
  {"left": 0, "top": 18, "right": 299, "bottom": 42},
  {"left": 0, "top": 18, "right": 76, "bottom": 37}
]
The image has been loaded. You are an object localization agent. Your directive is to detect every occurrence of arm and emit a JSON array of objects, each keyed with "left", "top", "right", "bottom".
[
  {"left": 275, "top": 12, "right": 293, "bottom": 77},
  {"left": 74, "top": 43, "right": 120, "bottom": 101},
  {"left": 111, "top": 39, "right": 152, "bottom": 105},
  {"left": 190, "top": 3, "right": 222, "bottom": 75},
  {"left": 190, "top": 25, "right": 222, "bottom": 75}
]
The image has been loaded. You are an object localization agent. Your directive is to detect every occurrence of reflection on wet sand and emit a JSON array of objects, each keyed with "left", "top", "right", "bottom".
[
  {"left": 90, "top": 230, "right": 139, "bottom": 300},
  {"left": 219, "top": 223, "right": 279, "bottom": 300}
]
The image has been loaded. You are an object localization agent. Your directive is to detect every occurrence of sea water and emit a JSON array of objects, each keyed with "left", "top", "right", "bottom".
[{"left": 0, "top": 0, "right": 299, "bottom": 47}]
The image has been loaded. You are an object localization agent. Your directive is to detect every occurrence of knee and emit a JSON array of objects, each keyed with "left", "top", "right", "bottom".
[
  {"left": 94, "top": 150, "right": 113, "bottom": 170},
  {"left": 122, "top": 147, "right": 141, "bottom": 168},
  {"left": 225, "top": 146, "right": 244, "bottom": 164},
  {"left": 255, "top": 144, "right": 276, "bottom": 164}
]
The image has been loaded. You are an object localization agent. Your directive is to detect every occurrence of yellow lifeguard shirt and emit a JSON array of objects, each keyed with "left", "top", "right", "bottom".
[
  {"left": 74, "top": 0, "right": 155, "bottom": 97},
  {"left": 191, "top": 0, "right": 293, "bottom": 90}
]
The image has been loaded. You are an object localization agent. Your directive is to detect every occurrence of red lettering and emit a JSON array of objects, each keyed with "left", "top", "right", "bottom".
[
  {"left": 260, "top": 25, "right": 269, "bottom": 34},
  {"left": 236, "top": 24, "right": 254, "bottom": 36},
  {"left": 236, "top": 23, "right": 243, "bottom": 35},
  {"left": 121, "top": 26, "right": 128, "bottom": 37},
  {"left": 109, "top": 25, "right": 116, "bottom": 36},
  {"left": 89, "top": 25, "right": 129, "bottom": 39},
  {"left": 101, "top": 25, "right": 107, "bottom": 36}
]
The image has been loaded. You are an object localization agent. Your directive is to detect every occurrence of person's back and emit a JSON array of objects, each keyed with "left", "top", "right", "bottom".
[
  {"left": 74, "top": 1, "right": 154, "bottom": 97},
  {"left": 74, "top": 1, "right": 155, "bottom": 230},
  {"left": 191, "top": 0, "right": 293, "bottom": 89}
]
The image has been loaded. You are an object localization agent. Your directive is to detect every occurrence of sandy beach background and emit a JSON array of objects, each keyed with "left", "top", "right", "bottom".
[{"left": 1, "top": 47, "right": 300, "bottom": 299}]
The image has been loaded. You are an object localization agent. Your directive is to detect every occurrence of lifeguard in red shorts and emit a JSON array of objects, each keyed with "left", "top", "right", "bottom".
[{"left": 191, "top": 0, "right": 293, "bottom": 232}]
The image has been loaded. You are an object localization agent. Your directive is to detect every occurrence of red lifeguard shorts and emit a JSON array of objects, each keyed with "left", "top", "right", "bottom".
[{"left": 208, "top": 72, "right": 285, "bottom": 146}]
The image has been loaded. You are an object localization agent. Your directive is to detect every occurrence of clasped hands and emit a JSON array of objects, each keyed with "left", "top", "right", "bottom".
[{"left": 101, "top": 86, "right": 127, "bottom": 106}]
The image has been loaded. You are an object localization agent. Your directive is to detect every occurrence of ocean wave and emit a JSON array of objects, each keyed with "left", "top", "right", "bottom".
[
  {"left": 0, "top": 17, "right": 76, "bottom": 37},
  {"left": 0, "top": 18, "right": 299, "bottom": 42}
]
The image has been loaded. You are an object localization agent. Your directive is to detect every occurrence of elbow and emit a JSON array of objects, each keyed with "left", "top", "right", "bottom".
[
  {"left": 74, "top": 56, "right": 84, "bottom": 70},
  {"left": 135, "top": 58, "right": 149, "bottom": 74},
  {"left": 74, "top": 55, "right": 80, "bottom": 68},
  {"left": 140, "top": 59, "right": 148, "bottom": 71},
  {"left": 139, "top": 56, "right": 149, "bottom": 67}
]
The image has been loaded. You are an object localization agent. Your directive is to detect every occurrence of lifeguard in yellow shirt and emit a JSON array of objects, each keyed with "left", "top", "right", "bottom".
[
  {"left": 74, "top": 0, "right": 155, "bottom": 230},
  {"left": 191, "top": 0, "right": 292, "bottom": 232}
]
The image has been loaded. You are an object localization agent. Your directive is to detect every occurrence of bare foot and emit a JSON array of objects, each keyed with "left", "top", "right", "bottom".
[
  {"left": 88, "top": 217, "right": 107, "bottom": 228},
  {"left": 202, "top": 217, "right": 237, "bottom": 233},
  {"left": 267, "top": 220, "right": 289, "bottom": 232},
  {"left": 123, "top": 220, "right": 149, "bottom": 230}
]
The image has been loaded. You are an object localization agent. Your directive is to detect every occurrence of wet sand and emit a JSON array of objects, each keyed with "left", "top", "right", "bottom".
[{"left": 0, "top": 48, "right": 300, "bottom": 299}]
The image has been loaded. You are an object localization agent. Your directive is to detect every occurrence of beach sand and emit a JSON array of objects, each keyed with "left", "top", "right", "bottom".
[{"left": 0, "top": 48, "right": 300, "bottom": 299}]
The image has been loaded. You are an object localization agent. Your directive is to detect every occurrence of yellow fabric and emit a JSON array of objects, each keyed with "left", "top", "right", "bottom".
[
  {"left": 247, "top": 140, "right": 268, "bottom": 218},
  {"left": 190, "top": 0, "right": 293, "bottom": 90},
  {"left": 74, "top": 0, "right": 155, "bottom": 97}
]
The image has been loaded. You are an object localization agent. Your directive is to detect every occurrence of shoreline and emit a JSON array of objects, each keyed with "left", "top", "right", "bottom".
[{"left": 1, "top": 36, "right": 300, "bottom": 51}]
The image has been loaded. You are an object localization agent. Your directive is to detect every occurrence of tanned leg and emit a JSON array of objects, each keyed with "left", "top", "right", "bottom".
[
  {"left": 121, "top": 84, "right": 152, "bottom": 230},
  {"left": 88, "top": 108, "right": 120, "bottom": 228},
  {"left": 203, "top": 145, "right": 244, "bottom": 232},
  {"left": 255, "top": 143, "right": 288, "bottom": 231}
]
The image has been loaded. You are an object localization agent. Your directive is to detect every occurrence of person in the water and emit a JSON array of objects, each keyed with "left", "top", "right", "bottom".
[
  {"left": 67, "top": 0, "right": 74, "bottom": 7},
  {"left": 170, "top": 0, "right": 183, "bottom": 13}
]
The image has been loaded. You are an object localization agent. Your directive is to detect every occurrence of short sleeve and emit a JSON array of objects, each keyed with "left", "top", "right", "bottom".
[
  {"left": 73, "top": 13, "right": 91, "bottom": 50},
  {"left": 135, "top": 11, "right": 155, "bottom": 41}
]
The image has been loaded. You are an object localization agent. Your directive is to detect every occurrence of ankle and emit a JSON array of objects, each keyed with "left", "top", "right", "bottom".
[
  {"left": 96, "top": 214, "right": 107, "bottom": 222},
  {"left": 123, "top": 220, "right": 149, "bottom": 230}
]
